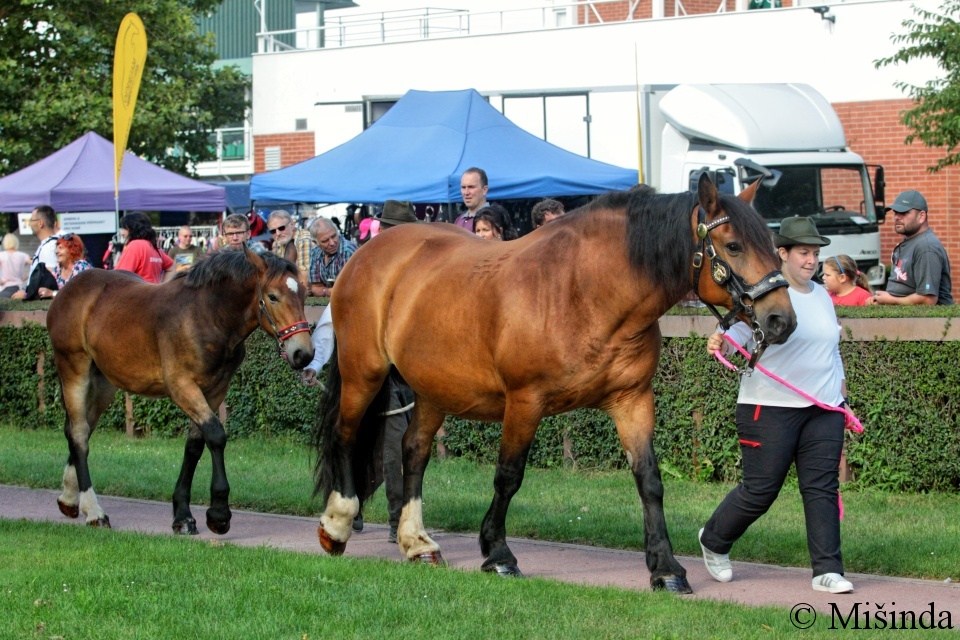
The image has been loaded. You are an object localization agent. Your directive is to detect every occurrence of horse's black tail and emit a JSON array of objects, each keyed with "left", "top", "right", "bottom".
[{"left": 312, "top": 343, "right": 392, "bottom": 511}]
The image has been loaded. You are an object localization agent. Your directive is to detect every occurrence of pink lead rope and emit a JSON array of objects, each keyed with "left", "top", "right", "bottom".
[
  {"left": 713, "top": 333, "right": 863, "bottom": 433},
  {"left": 713, "top": 332, "right": 864, "bottom": 520}
]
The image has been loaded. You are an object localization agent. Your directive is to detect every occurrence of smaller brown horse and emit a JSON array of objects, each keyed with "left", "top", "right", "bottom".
[{"left": 47, "top": 248, "right": 313, "bottom": 534}]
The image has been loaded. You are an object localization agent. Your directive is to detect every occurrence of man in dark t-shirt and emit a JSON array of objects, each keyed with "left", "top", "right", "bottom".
[
  {"left": 167, "top": 225, "right": 203, "bottom": 273},
  {"left": 873, "top": 190, "right": 953, "bottom": 306}
]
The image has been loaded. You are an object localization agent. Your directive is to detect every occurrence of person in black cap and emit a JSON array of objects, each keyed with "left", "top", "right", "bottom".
[
  {"left": 700, "top": 215, "right": 855, "bottom": 595},
  {"left": 871, "top": 189, "right": 952, "bottom": 305}
]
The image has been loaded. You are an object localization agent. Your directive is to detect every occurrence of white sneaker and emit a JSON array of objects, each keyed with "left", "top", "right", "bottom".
[
  {"left": 812, "top": 572, "right": 854, "bottom": 594},
  {"left": 698, "top": 528, "right": 733, "bottom": 583}
]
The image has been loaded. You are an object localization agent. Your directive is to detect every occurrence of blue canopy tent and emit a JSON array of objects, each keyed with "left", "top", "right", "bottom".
[
  {"left": 250, "top": 89, "right": 638, "bottom": 204},
  {"left": 0, "top": 131, "right": 226, "bottom": 212}
]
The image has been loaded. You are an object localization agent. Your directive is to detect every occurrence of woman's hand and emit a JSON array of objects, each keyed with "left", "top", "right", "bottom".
[
  {"left": 706, "top": 332, "right": 725, "bottom": 356},
  {"left": 37, "top": 287, "right": 56, "bottom": 299}
]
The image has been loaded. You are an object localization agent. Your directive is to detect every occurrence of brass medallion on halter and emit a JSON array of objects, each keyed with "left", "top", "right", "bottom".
[{"left": 711, "top": 261, "right": 730, "bottom": 285}]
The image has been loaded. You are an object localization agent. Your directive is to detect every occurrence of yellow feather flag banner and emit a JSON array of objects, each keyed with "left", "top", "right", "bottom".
[{"left": 112, "top": 13, "right": 147, "bottom": 202}]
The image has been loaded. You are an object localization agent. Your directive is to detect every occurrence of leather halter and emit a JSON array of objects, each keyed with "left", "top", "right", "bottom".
[
  {"left": 257, "top": 283, "right": 310, "bottom": 354},
  {"left": 691, "top": 206, "right": 788, "bottom": 372}
]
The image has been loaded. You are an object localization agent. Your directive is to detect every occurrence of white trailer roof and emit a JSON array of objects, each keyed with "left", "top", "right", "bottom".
[{"left": 658, "top": 83, "right": 848, "bottom": 153}]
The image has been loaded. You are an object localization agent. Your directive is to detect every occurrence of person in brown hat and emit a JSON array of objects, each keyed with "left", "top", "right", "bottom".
[
  {"left": 378, "top": 200, "right": 419, "bottom": 228},
  {"left": 700, "top": 215, "right": 855, "bottom": 595},
  {"left": 301, "top": 198, "right": 417, "bottom": 542},
  {"left": 871, "top": 189, "right": 952, "bottom": 305}
]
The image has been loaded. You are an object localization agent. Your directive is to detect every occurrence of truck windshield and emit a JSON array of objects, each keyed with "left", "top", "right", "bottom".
[{"left": 751, "top": 165, "right": 877, "bottom": 228}]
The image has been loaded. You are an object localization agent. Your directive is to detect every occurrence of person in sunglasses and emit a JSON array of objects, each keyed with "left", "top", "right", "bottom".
[
  {"left": 11, "top": 205, "right": 60, "bottom": 300},
  {"left": 268, "top": 210, "right": 313, "bottom": 288}
]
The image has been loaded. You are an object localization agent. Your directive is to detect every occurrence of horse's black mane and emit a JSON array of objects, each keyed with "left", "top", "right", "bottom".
[
  {"left": 181, "top": 249, "right": 298, "bottom": 290},
  {"left": 588, "top": 184, "right": 775, "bottom": 298}
]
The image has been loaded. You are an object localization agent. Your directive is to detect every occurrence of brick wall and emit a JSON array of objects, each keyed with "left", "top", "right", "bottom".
[
  {"left": 835, "top": 99, "right": 959, "bottom": 297},
  {"left": 252, "top": 132, "right": 315, "bottom": 173}
]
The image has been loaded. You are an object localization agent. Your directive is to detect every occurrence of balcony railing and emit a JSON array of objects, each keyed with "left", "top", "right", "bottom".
[
  {"left": 255, "top": 0, "right": 772, "bottom": 53},
  {"left": 256, "top": 1, "right": 623, "bottom": 53}
]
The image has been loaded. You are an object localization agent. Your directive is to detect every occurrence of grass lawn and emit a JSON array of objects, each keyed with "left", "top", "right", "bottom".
[
  {"left": 2, "top": 518, "right": 843, "bottom": 640},
  {"left": 1, "top": 424, "right": 957, "bottom": 582}
]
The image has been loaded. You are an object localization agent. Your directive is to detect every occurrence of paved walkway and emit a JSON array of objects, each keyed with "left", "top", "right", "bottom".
[{"left": 2, "top": 484, "right": 957, "bottom": 619}]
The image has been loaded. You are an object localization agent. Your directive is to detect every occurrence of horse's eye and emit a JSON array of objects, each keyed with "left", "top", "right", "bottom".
[
  {"left": 268, "top": 293, "right": 279, "bottom": 303},
  {"left": 725, "top": 242, "right": 743, "bottom": 255}
]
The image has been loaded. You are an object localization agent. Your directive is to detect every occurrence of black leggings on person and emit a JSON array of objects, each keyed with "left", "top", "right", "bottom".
[{"left": 700, "top": 403, "right": 846, "bottom": 577}]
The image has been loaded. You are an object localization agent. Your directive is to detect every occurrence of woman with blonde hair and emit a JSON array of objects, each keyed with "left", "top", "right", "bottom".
[
  {"left": 821, "top": 254, "right": 872, "bottom": 306},
  {"left": 0, "top": 233, "right": 31, "bottom": 298}
]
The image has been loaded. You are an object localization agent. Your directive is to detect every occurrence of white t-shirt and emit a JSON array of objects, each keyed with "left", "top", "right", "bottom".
[
  {"left": 307, "top": 304, "right": 334, "bottom": 372},
  {"left": 28, "top": 235, "right": 59, "bottom": 278},
  {"left": 724, "top": 283, "right": 845, "bottom": 408}
]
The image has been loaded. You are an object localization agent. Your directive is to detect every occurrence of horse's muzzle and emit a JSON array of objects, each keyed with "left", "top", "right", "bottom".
[
  {"left": 284, "top": 345, "right": 314, "bottom": 370},
  {"left": 759, "top": 309, "right": 796, "bottom": 346}
]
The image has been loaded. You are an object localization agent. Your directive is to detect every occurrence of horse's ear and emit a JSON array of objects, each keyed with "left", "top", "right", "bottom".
[
  {"left": 243, "top": 243, "right": 268, "bottom": 271},
  {"left": 739, "top": 178, "right": 761, "bottom": 204},
  {"left": 697, "top": 172, "right": 718, "bottom": 214}
]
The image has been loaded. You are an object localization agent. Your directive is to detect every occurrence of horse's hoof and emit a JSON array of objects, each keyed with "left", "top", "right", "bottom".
[
  {"left": 317, "top": 525, "right": 347, "bottom": 556},
  {"left": 87, "top": 515, "right": 111, "bottom": 529},
  {"left": 482, "top": 562, "right": 524, "bottom": 577},
  {"left": 206, "top": 507, "right": 231, "bottom": 535},
  {"left": 172, "top": 518, "right": 199, "bottom": 535},
  {"left": 651, "top": 574, "right": 693, "bottom": 594},
  {"left": 206, "top": 517, "right": 231, "bottom": 535},
  {"left": 57, "top": 499, "right": 79, "bottom": 519},
  {"left": 410, "top": 551, "right": 445, "bottom": 566}
]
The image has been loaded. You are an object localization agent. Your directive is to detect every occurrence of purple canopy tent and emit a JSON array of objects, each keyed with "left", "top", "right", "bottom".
[{"left": 0, "top": 131, "right": 225, "bottom": 212}]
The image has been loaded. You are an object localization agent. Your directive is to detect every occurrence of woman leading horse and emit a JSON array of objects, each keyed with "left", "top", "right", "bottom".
[
  {"left": 47, "top": 247, "right": 313, "bottom": 535},
  {"left": 314, "top": 175, "right": 796, "bottom": 593}
]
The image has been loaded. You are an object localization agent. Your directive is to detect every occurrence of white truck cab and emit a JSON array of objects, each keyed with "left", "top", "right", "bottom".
[{"left": 646, "top": 83, "right": 887, "bottom": 285}]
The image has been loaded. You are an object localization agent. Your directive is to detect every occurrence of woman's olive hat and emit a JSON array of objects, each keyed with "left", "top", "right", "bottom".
[{"left": 773, "top": 216, "right": 830, "bottom": 248}]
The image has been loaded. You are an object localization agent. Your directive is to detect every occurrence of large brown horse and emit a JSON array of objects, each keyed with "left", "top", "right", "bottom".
[
  {"left": 47, "top": 248, "right": 313, "bottom": 535},
  {"left": 314, "top": 175, "right": 796, "bottom": 593}
]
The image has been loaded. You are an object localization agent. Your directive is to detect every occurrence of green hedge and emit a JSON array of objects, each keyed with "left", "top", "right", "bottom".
[
  {"left": 0, "top": 323, "right": 320, "bottom": 440},
  {"left": 442, "top": 337, "right": 960, "bottom": 493},
  {"left": 1, "top": 318, "right": 958, "bottom": 493}
]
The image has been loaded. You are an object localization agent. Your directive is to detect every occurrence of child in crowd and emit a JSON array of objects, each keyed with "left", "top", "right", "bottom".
[{"left": 822, "top": 254, "right": 872, "bottom": 306}]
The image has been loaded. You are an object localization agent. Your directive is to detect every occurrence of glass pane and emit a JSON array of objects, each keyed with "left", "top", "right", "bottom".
[
  {"left": 503, "top": 97, "right": 544, "bottom": 139},
  {"left": 545, "top": 95, "right": 588, "bottom": 157}
]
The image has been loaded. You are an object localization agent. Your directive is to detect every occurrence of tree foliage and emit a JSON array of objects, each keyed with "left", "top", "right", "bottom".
[
  {"left": 875, "top": 0, "right": 960, "bottom": 172},
  {"left": 0, "top": 0, "right": 249, "bottom": 176}
]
